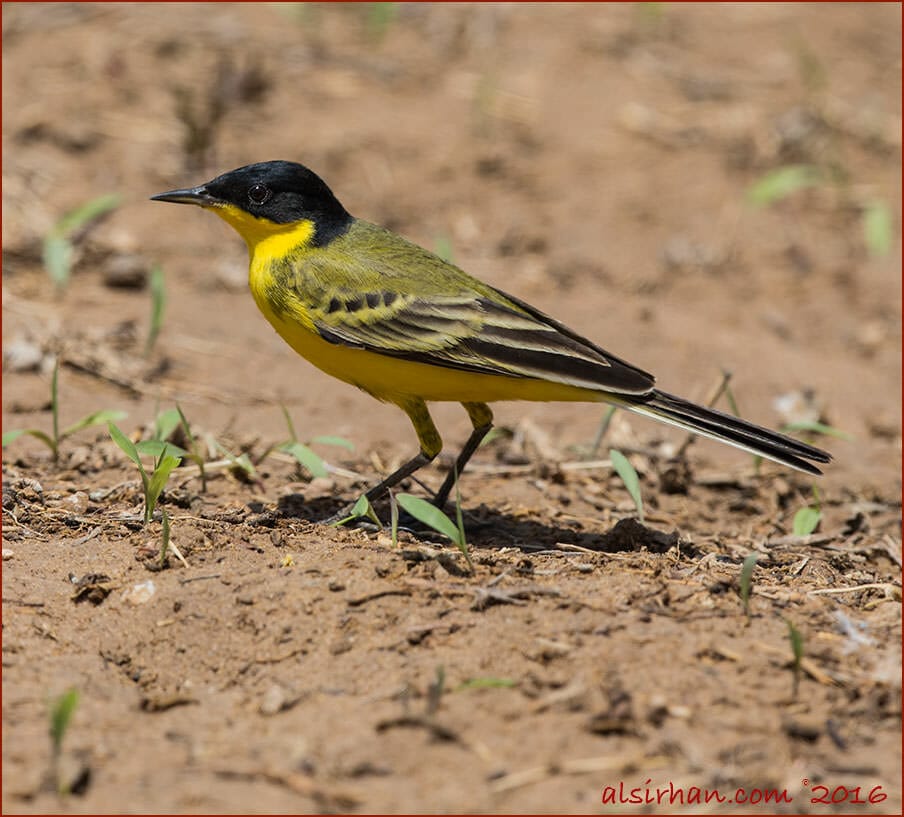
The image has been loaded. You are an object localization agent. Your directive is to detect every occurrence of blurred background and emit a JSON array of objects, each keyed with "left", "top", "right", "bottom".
[
  {"left": 3, "top": 5, "right": 902, "bottom": 813},
  {"left": 3, "top": 1, "right": 901, "bottom": 484}
]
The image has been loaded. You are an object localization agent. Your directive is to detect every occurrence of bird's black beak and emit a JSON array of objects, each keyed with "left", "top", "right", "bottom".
[{"left": 150, "top": 185, "right": 222, "bottom": 206}]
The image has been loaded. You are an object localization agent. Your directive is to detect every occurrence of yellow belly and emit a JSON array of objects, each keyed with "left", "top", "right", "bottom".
[{"left": 251, "top": 283, "right": 602, "bottom": 407}]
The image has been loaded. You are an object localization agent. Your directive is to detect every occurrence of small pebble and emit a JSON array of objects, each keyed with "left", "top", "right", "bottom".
[
  {"left": 123, "top": 580, "right": 156, "bottom": 605},
  {"left": 102, "top": 253, "right": 149, "bottom": 289},
  {"left": 60, "top": 491, "right": 89, "bottom": 514},
  {"left": 259, "top": 683, "right": 288, "bottom": 716},
  {"left": 3, "top": 337, "right": 44, "bottom": 373},
  {"left": 2, "top": 549, "right": 14, "bottom": 560}
]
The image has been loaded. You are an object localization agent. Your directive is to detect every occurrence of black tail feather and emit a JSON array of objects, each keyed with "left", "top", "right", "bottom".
[{"left": 622, "top": 390, "right": 833, "bottom": 475}]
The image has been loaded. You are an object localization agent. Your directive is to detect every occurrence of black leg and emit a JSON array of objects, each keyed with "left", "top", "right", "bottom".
[
  {"left": 363, "top": 451, "right": 434, "bottom": 503},
  {"left": 329, "top": 398, "right": 442, "bottom": 523},
  {"left": 433, "top": 402, "right": 493, "bottom": 509}
]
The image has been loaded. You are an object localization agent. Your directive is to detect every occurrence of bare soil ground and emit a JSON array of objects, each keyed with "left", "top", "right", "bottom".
[{"left": 2, "top": 3, "right": 901, "bottom": 814}]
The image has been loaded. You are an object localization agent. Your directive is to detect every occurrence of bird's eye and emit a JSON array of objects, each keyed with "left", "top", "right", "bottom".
[{"left": 248, "top": 184, "right": 271, "bottom": 205}]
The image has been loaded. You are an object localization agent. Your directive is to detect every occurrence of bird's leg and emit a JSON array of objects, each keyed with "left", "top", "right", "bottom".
[
  {"left": 432, "top": 402, "right": 493, "bottom": 509},
  {"left": 329, "top": 398, "right": 442, "bottom": 523}
]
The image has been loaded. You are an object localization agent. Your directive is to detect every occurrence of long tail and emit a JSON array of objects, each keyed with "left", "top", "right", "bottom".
[{"left": 617, "top": 390, "right": 833, "bottom": 475}]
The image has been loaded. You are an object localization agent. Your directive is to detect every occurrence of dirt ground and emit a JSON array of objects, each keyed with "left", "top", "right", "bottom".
[{"left": 2, "top": 3, "right": 901, "bottom": 814}]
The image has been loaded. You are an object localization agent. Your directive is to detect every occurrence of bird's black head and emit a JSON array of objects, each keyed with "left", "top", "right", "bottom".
[{"left": 152, "top": 160, "right": 352, "bottom": 247}]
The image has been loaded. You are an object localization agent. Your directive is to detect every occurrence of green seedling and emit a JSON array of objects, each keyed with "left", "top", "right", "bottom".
[
  {"left": 746, "top": 165, "right": 823, "bottom": 207},
  {"left": 145, "top": 264, "right": 166, "bottom": 355},
  {"left": 364, "top": 2, "right": 396, "bottom": 41},
  {"left": 587, "top": 405, "right": 617, "bottom": 459},
  {"left": 739, "top": 552, "right": 758, "bottom": 620},
  {"left": 49, "top": 687, "right": 79, "bottom": 794},
  {"left": 159, "top": 506, "right": 171, "bottom": 569},
  {"left": 609, "top": 448, "right": 644, "bottom": 522},
  {"left": 434, "top": 234, "right": 455, "bottom": 264},
  {"left": 44, "top": 193, "right": 121, "bottom": 293},
  {"left": 455, "top": 677, "right": 517, "bottom": 691},
  {"left": 214, "top": 440, "right": 257, "bottom": 482},
  {"left": 109, "top": 422, "right": 182, "bottom": 523},
  {"left": 278, "top": 406, "right": 354, "bottom": 478},
  {"left": 332, "top": 494, "right": 382, "bottom": 528},
  {"left": 396, "top": 493, "right": 472, "bottom": 566},
  {"left": 175, "top": 405, "right": 208, "bottom": 491},
  {"left": 452, "top": 465, "right": 468, "bottom": 563},
  {"left": 792, "top": 485, "right": 822, "bottom": 536},
  {"left": 781, "top": 419, "right": 851, "bottom": 440},
  {"left": 785, "top": 618, "right": 804, "bottom": 700},
  {"left": 2, "top": 359, "right": 126, "bottom": 461},
  {"left": 862, "top": 200, "right": 893, "bottom": 257}
]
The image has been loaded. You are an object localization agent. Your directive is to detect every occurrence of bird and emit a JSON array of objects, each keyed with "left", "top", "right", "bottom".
[{"left": 152, "top": 160, "right": 831, "bottom": 514}]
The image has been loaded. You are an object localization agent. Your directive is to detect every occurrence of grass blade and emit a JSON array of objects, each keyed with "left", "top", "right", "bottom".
[
  {"left": 310, "top": 434, "right": 355, "bottom": 450},
  {"left": 332, "top": 494, "right": 381, "bottom": 527},
  {"left": 456, "top": 677, "right": 517, "bottom": 691},
  {"left": 863, "top": 200, "right": 892, "bottom": 257},
  {"left": 43, "top": 234, "right": 73, "bottom": 292},
  {"left": 108, "top": 423, "right": 144, "bottom": 468},
  {"left": 2, "top": 429, "right": 27, "bottom": 447},
  {"left": 781, "top": 419, "right": 852, "bottom": 440},
  {"left": 153, "top": 407, "right": 182, "bottom": 441},
  {"left": 145, "top": 454, "right": 182, "bottom": 522},
  {"left": 160, "top": 506, "right": 171, "bottom": 568},
  {"left": 49, "top": 688, "right": 80, "bottom": 754},
  {"left": 281, "top": 441, "right": 329, "bottom": 478},
  {"left": 396, "top": 494, "right": 463, "bottom": 546},
  {"left": 609, "top": 448, "right": 644, "bottom": 522},
  {"left": 280, "top": 405, "right": 299, "bottom": 442},
  {"left": 792, "top": 505, "right": 821, "bottom": 536},
  {"left": 2, "top": 428, "right": 56, "bottom": 454},
  {"left": 746, "top": 164, "right": 822, "bottom": 207},
  {"left": 739, "top": 552, "right": 758, "bottom": 619},
  {"left": 135, "top": 439, "right": 189, "bottom": 459},
  {"left": 62, "top": 409, "right": 127, "bottom": 439},
  {"left": 55, "top": 193, "right": 121, "bottom": 235}
]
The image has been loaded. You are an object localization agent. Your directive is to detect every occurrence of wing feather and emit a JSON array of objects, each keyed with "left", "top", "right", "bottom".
[{"left": 292, "top": 233, "right": 654, "bottom": 395}]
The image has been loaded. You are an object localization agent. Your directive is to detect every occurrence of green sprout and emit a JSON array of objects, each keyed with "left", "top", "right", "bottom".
[
  {"left": 739, "top": 552, "right": 758, "bottom": 620},
  {"left": 434, "top": 234, "right": 455, "bottom": 264},
  {"left": 214, "top": 440, "right": 258, "bottom": 482},
  {"left": 746, "top": 165, "right": 823, "bottom": 207},
  {"left": 587, "top": 405, "right": 617, "bottom": 459},
  {"left": 396, "top": 493, "right": 471, "bottom": 565},
  {"left": 43, "top": 193, "right": 121, "bottom": 294},
  {"left": 108, "top": 422, "right": 182, "bottom": 523},
  {"left": 609, "top": 448, "right": 644, "bottom": 522},
  {"left": 781, "top": 419, "right": 852, "bottom": 440},
  {"left": 332, "top": 494, "right": 382, "bottom": 528},
  {"left": 278, "top": 406, "right": 354, "bottom": 478},
  {"left": 364, "top": 2, "right": 396, "bottom": 41},
  {"left": 2, "top": 358, "right": 126, "bottom": 461},
  {"left": 862, "top": 200, "right": 893, "bottom": 257},
  {"left": 159, "top": 507, "right": 172, "bottom": 569},
  {"left": 49, "top": 687, "right": 79, "bottom": 794},
  {"left": 792, "top": 485, "right": 822, "bottom": 536},
  {"left": 145, "top": 264, "right": 166, "bottom": 355},
  {"left": 175, "top": 404, "right": 208, "bottom": 491},
  {"left": 455, "top": 677, "right": 517, "bottom": 691}
]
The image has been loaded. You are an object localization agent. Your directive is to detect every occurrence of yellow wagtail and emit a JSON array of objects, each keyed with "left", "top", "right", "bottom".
[{"left": 152, "top": 161, "right": 831, "bottom": 511}]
